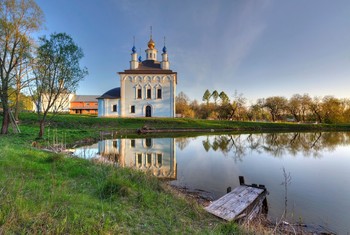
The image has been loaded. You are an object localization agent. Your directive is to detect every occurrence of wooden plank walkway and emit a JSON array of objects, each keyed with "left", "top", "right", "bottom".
[{"left": 205, "top": 185, "right": 266, "bottom": 221}]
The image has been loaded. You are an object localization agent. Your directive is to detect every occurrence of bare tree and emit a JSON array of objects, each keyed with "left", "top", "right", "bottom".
[
  {"left": 230, "top": 91, "right": 246, "bottom": 121},
  {"left": 0, "top": 0, "right": 44, "bottom": 134}
]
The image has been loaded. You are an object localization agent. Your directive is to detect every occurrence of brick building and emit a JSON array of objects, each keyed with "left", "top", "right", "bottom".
[{"left": 70, "top": 95, "right": 99, "bottom": 114}]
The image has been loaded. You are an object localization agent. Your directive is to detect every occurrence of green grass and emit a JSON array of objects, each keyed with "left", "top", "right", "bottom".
[
  {"left": 0, "top": 114, "right": 245, "bottom": 234},
  {"left": 0, "top": 135, "right": 242, "bottom": 234},
  {"left": 1, "top": 113, "right": 350, "bottom": 233}
]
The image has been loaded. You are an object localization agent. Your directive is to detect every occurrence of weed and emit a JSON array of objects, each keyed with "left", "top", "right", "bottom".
[
  {"left": 45, "top": 153, "right": 64, "bottom": 163},
  {"left": 99, "top": 173, "right": 134, "bottom": 199}
]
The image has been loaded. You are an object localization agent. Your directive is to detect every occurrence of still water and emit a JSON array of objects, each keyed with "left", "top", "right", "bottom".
[{"left": 74, "top": 132, "right": 350, "bottom": 234}]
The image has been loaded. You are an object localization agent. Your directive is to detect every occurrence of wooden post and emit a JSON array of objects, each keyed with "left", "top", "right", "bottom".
[
  {"left": 262, "top": 197, "right": 268, "bottom": 214},
  {"left": 239, "top": 176, "right": 245, "bottom": 185}
]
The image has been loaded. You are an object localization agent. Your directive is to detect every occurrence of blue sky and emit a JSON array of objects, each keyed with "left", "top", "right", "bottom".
[{"left": 35, "top": 0, "right": 350, "bottom": 104}]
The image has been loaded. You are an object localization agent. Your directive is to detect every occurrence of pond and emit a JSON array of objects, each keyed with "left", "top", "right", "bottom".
[{"left": 74, "top": 132, "right": 350, "bottom": 234}]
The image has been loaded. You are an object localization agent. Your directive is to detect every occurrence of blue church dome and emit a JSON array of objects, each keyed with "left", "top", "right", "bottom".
[
  {"left": 132, "top": 46, "right": 136, "bottom": 53},
  {"left": 138, "top": 55, "right": 142, "bottom": 62},
  {"left": 97, "top": 87, "right": 121, "bottom": 99},
  {"left": 162, "top": 46, "right": 167, "bottom": 53}
]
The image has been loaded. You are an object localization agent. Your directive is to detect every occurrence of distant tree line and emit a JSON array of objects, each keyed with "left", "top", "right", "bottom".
[{"left": 176, "top": 90, "right": 350, "bottom": 124}]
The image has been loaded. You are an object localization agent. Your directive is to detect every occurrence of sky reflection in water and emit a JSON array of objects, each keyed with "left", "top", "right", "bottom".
[{"left": 74, "top": 132, "right": 350, "bottom": 234}]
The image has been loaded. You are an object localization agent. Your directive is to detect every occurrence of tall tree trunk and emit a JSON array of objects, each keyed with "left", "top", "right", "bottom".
[
  {"left": 38, "top": 119, "right": 45, "bottom": 139},
  {"left": 1, "top": 109, "right": 10, "bottom": 134},
  {"left": 14, "top": 90, "right": 20, "bottom": 121},
  {"left": 1, "top": 92, "right": 10, "bottom": 134}
]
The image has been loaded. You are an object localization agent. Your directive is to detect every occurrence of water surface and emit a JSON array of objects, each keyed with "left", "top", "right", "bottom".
[{"left": 74, "top": 132, "right": 350, "bottom": 234}]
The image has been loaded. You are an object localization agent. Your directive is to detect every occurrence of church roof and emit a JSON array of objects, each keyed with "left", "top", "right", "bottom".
[
  {"left": 71, "top": 95, "right": 99, "bottom": 102},
  {"left": 119, "top": 60, "right": 176, "bottom": 74},
  {"left": 97, "top": 87, "right": 120, "bottom": 99}
]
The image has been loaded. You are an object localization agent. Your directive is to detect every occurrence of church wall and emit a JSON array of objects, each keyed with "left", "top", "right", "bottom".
[
  {"left": 120, "top": 74, "right": 176, "bottom": 117},
  {"left": 98, "top": 98, "right": 120, "bottom": 117}
]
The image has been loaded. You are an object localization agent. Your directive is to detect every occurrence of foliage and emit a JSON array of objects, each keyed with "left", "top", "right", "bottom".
[
  {"left": 219, "top": 91, "right": 230, "bottom": 104},
  {"left": 176, "top": 91, "right": 194, "bottom": 118},
  {"left": 0, "top": 0, "right": 44, "bottom": 134},
  {"left": 179, "top": 89, "right": 350, "bottom": 124},
  {"left": 211, "top": 90, "right": 219, "bottom": 105},
  {"left": 263, "top": 96, "right": 288, "bottom": 122},
  {"left": 8, "top": 86, "right": 33, "bottom": 111},
  {"left": 30, "top": 32, "right": 88, "bottom": 138},
  {"left": 202, "top": 89, "right": 211, "bottom": 105}
]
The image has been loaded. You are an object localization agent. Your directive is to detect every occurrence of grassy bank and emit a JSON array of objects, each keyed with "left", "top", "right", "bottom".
[
  {"left": 1, "top": 113, "right": 350, "bottom": 233},
  {"left": 0, "top": 129, "right": 243, "bottom": 234},
  {"left": 0, "top": 113, "right": 246, "bottom": 234},
  {"left": 17, "top": 112, "right": 350, "bottom": 147}
]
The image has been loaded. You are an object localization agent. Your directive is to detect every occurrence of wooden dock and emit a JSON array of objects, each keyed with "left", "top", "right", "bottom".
[{"left": 205, "top": 177, "right": 267, "bottom": 221}]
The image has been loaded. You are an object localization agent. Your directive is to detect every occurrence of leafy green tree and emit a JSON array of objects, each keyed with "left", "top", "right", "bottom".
[
  {"left": 8, "top": 86, "right": 32, "bottom": 111},
  {"left": 202, "top": 89, "right": 211, "bottom": 106},
  {"left": 219, "top": 91, "right": 229, "bottom": 104},
  {"left": 322, "top": 96, "right": 344, "bottom": 123},
  {"left": 287, "top": 93, "right": 312, "bottom": 122},
  {"left": 300, "top": 94, "right": 312, "bottom": 122},
  {"left": 216, "top": 91, "right": 230, "bottom": 120},
  {"left": 288, "top": 94, "right": 303, "bottom": 122},
  {"left": 309, "top": 97, "right": 323, "bottom": 123},
  {"left": 264, "top": 96, "right": 288, "bottom": 122},
  {"left": 30, "top": 33, "right": 87, "bottom": 138},
  {"left": 211, "top": 90, "right": 219, "bottom": 106},
  {"left": 0, "top": 0, "right": 44, "bottom": 134}
]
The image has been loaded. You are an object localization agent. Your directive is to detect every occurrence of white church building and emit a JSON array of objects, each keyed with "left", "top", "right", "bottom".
[{"left": 97, "top": 35, "right": 177, "bottom": 117}]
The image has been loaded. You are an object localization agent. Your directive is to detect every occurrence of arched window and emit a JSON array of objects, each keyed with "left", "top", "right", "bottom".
[
  {"left": 137, "top": 88, "right": 142, "bottom": 99},
  {"left": 157, "top": 88, "right": 162, "bottom": 99},
  {"left": 147, "top": 88, "right": 151, "bottom": 99},
  {"left": 135, "top": 84, "right": 142, "bottom": 99},
  {"left": 145, "top": 138, "right": 152, "bottom": 147},
  {"left": 112, "top": 104, "right": 117, "bottom": 112}
]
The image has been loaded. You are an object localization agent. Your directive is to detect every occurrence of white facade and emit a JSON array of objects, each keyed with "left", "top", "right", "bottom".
[
  {"left": 120, "top": 74, "right": 176, "bottom": 117},
  {"left": 33, "top": 93, "right": 74, "bottom": 113},
  {"left": 97, "top": 138, "right": 176, "bottom": 179},
  {"left": 98, "top": 36, "right": 177, "bottom": 118}
]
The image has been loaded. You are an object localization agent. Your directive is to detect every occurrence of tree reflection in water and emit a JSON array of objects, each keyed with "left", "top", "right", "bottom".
[
  {"left": 176, "top": 137, "right": 191, "bottom": 150},
  {"left": 200, "top": 132, "right": 350, "bottom": 159}
]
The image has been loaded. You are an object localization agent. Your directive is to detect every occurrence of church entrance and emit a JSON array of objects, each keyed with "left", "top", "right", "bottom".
[{"left": 145, "top": 105, "right": 152, "bottom": 117}]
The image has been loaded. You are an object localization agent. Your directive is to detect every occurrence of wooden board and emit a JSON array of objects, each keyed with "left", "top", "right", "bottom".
[{"left": 205, "top": 185, "right": 265, "bottom": 221}]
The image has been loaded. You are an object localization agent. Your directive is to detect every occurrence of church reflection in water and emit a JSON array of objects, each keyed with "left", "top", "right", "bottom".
[{"left": 96, "top": 138, "right": 177, "bottom": 180}]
